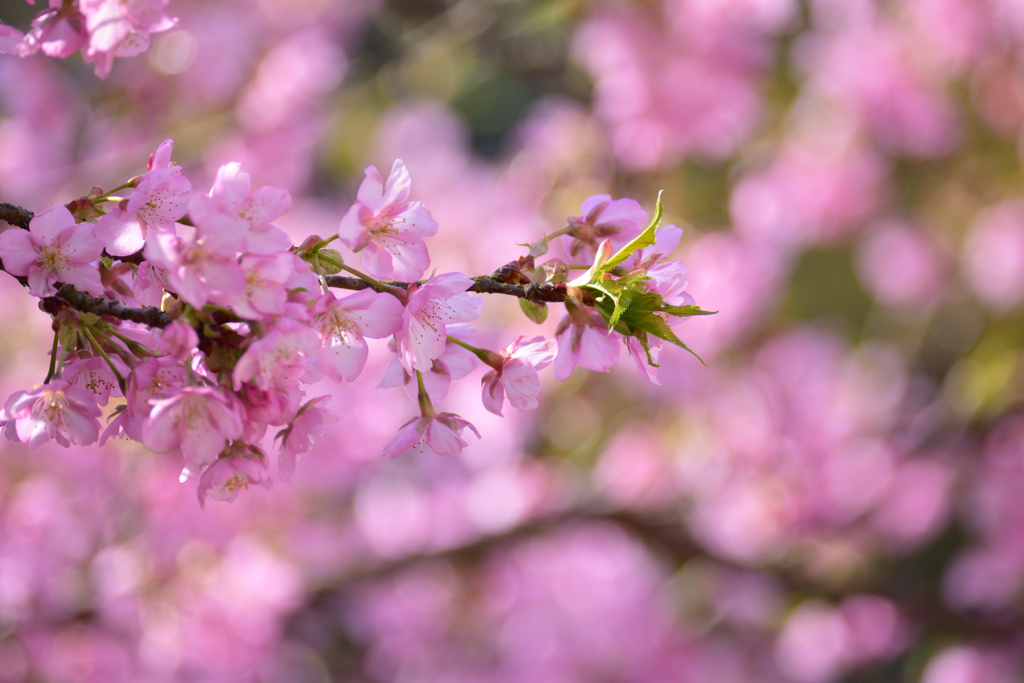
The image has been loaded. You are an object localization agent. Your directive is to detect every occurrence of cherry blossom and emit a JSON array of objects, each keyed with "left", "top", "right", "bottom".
[
  {"left": 276, "top": 396, "right": 336, "bottom": 482},
  {"left": 235, "top": 253, "right": 294, "bottom": 321},
  {"left": 197, "top": 454, "right": 272, "bottom": 509},
  {"left": 338, "top": 159, "right": 439, "bottom": 280},
  {"left": 0, "top": 204, "right": 104, "bottom": 298},
  {"left": 94, "top": 140, "right": 192, "bottom": 256},
  {"left": 2, "top": 380, "right": 102, "bottom": 448},
  {"left": 16, "top": 1, "right": 87, "bottom": 59},
  {"left": 189, "top": 162, "right": 293, "bottom": 254},
  {"left": 377, "top": 325, "right": 478, "bottom": 403},
  {"left": 143, "top": 223, "right": 246, "bottom": 310},
  {"left": 395, "top": 272, "right": 483, "bottom": 373},
  {"left": 481, "top": 336, "right": 557, "bottom": 416},
  {"left": 63, "top": 356, "right": 124, "bottom": 406},
  {"left": 563, "top": 194, "right": 647, "bottom": 260},
  {"left": 142, "top": 385, "right": 245, "bottom": 476},
  {"left": 313, "top": 289, "right": 404, "bottom": 383},
  {"left": 553, "top": 307, "right": 622, "bottom": 380},
  {"left": 380, "top": 412, "right": 481, "bottom": 458},
  {"left": 232, "top": 319, "right": 321, "bottom": 391},
  {"left": 81, "top": 0, "right": 177, "bottom": 79}
]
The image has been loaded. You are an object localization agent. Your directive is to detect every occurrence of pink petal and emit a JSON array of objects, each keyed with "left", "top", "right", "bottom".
[
  {"left": 553, "top": 328, "right": 580, "bottom": 381},
  {"left": 95, "top": 208, "right": 146, "bottom": 256},
  {"left": 384, "top": 236, "right": 431, "bottom": 281},
  {"left": 30, "top": 205, "right": 76, "bottom": 243},
  {"left": 360, "top": 242, "right": 395, "bottom": 280},
  {"left": 577, "top": 326, "right": 620, "bottom": 372},
  {"left": 141, "top": 403, "right": 183, "bottom": 453},
  {"left": 0, "top": 25, "right": 25, "bottom": 54},
  {"left": 318, "top": 331, "right": 369, "bottom": 382},
  {"left": 425, "top": 419, "right": 469, "bottom": 456},
  {"left": 58, "top": 224, "right": 104, "bottom": 263},
  {"left": 420, "top": 368, "right": 451, "bottom": 404},
  {"left": 27, "top": 266, "right": 58, "bottom": 297},
  {"left": 245, "top": 224, "right": 292, "bottom": 254},
  {"left": 242, "top": 186, "right": 291, "bottom": 225},
  {"left": 0, "top": 228, "right": 39, "bottom": 276},
  {"left": 501, "top": 359, "right": 542, "bottom": 411},
  {"left": 481, "top": 372, "right": 505, "bottom": 416},
  {"left": 59, "top": 263, "right": 105, "bottom": 297},
  {"left": 211, "top": 162, "right": 250, "bottom": 212},
  {"left": 381, "top": 417, "right": 428, "bottom": 458},
  {"left": 337, "top": 203, "right": 370, "bottom": 250},
  {"left": 343, "top": 290, "right": 404, "bottom": 338}
]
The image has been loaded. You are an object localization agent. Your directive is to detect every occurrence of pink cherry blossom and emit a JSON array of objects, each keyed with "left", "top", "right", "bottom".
[
  {"left": 234, "top": 253, "right": 294, "bottom": 321},
  {"left": 94, "top": 140, "right": 192, "bottom": 256},
  {"left": 232, "top": 319, "right": 321, "bottom": 391},
  {"left": 313, "top": 289, "right": 404, "bottom": 383},
  {"left": 103, "top": 356, "right": 187, "bottom": 443},
  {"left": 143, "top": 223, "right": 246, "bottom": 310},
  {"left": 190, "top": 162, "right": 293, "bottom": 254},
  {"left": 3, "top": 380, "right": 102, "bottom": 448},
  {"left": 481, "top": 336, "right": 556, "bottom": 416},
  {"left": 395, "top": 272, "right": 483, "bottom": 373},
  {"left": 132, "top": 261, "right": 168, "bottom": 308},
  {"left": 158, "top": 320, "right": 199, "bottom": 362},
  {"left": 0, "top": 204, "right": 104, "bottom": 298},
  {"left": 0, "top": 25, "right": 25, "bottom": 54},
  {"left": 80, "top": 0, "right": 177, "bottom": 79},
  {"left": 562, "top": 194, "right": 648, "bottom": 260},
  {"left": 378, "top": 325, "right": 478, "bottom": 403},
  {"left": 63, "top": 356, "right": 125, "bottom": 406},
  {"left": 142, "top": 385, "right": 245, "bottom": 476},
  {"left": 276, "top": 396, "right": 336, "bottom": 482},
  {"left": 338, "top": 159, "right": 439, "bottom": 280},
  {"left": 381, "top": 412, "right": 481, "bottom": 458},
  {"left": 16, "top": 2, "right": 87, "bottom": 59},
  {"left": 553, "top": 308, "right": 622, "bottom": 380},
  {"left": 197, "top": 455, "right": 272, "bottom": 509}
]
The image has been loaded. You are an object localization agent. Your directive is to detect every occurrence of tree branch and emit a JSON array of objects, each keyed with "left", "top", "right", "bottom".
[
  {"left": 324, "top": 274, "right": 582, "bottom": 303},
  {"left": 0, "top": 200, "right": 581, "bottom": 328},
  {"left": 0, "top": 202, "right": 34, "bottom": 230},
  {"left": 42, "top": 285, "right": 173, "bottom": 327}
]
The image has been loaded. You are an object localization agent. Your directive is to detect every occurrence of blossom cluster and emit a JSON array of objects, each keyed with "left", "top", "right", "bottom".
[
  {"left": 0, "top": 0, "right": 177, "bottom": 79},
  {"left": 0, "top": 140, "right": 702, "bottom": 507}
]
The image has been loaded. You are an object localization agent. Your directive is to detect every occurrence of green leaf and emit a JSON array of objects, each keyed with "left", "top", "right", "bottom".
[
  {"left": 601, "top": 190, "right": 664, "bottom": 271},
  {"left": 661, "top": 303, "right": 717, "bottom": 317},
  {"left": 519, "top": 298, "right": 548, "bottom": 324}
]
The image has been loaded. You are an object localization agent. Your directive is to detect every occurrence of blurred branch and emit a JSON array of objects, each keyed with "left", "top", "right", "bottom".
[{"left": 299, "top": 504, "right": 1024, "bottom": 645}]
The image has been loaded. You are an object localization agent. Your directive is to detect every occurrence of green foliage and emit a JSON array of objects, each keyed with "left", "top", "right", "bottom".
[{"left": 519, "top": 298, "right": 549, "bottom": 324}]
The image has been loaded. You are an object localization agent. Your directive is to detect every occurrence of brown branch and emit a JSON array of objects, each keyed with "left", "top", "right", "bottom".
[
  {"left": 0, "top": 200, "right": 582, "bottom": 329},
  {"left": 0, "top": 202, "right": 33, "bottom": 230},
  {"left": 42, "top": 285, "right": 172, "bottom": 328},
  {"left": 324, "top": 275, "right": 586, "bottom": 304}
]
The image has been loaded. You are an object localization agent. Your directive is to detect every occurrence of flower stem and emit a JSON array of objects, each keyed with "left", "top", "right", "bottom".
[
  {"left": 540, "top": 226, "right": 573, "bottom": 244},
  {"left": 45, "top": 328, "right": 60, "bottom": 384},
  {"left": 106, "top": 328, "right": 156, "bottom": 358},
  {"left": 92, "top": 181, "right": 135, "bottom": 201},
  {"left": 311, "top": 234, "right": 340, "bottom": 251},
  {"left": 416, "top": 371, "right": 435, "bottom": 418},
  {"left": 339, "top": 263, "right": 408, "bottom": 302},
  {"left": 446, "top": 335, "right": 503, "bottom": 370},
  {"left": 81, "top": 326, "right": 127, "bottom": 395},
  {"left": 312, "top": 254, "right": 331, "bottom": 295}
]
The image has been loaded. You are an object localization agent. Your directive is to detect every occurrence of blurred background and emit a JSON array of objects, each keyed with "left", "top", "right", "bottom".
[{"left": 3, "top": 0, "right": 1024, "bottom": 680}]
